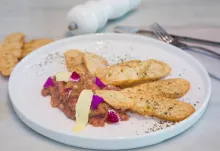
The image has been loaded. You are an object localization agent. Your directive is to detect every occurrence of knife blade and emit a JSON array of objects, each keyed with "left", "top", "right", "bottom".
[{"left": 114, "top": 25, "right": 220, "bottom": 47}]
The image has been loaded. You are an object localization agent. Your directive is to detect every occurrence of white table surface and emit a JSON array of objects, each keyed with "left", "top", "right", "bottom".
[{"left": 0, "top": 0, "right": 220, "bottom": 151}]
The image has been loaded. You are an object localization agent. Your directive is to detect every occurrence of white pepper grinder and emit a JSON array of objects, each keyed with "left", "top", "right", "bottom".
[{"left": 68, "top": 0, "right": 142, "bottom": 35}]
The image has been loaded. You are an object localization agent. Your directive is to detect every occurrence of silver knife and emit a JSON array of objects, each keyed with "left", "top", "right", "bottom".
[{"left": 114, "top": 25, "right": 220, "bottom": 47}]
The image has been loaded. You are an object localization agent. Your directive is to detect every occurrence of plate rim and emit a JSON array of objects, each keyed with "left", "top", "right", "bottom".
[{"left": 8, "top": 33, "right": 212, "bottom": 148}]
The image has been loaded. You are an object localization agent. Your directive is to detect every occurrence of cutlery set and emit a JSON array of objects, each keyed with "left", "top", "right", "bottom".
[{"left": 114, "top": 23, "right": 220, "bottom": 80}]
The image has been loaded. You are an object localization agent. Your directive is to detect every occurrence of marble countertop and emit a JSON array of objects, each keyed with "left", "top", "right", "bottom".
[{"left": 0, "top": 0, "right": 220, "bottom": 151}]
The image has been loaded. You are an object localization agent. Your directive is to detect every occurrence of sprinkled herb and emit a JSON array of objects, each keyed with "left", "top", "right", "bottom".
[{"left": 168, "top": 107, "right": 173, "bottom": 110}]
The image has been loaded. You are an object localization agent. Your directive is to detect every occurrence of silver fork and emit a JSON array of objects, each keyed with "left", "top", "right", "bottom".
[
  {"left": 150, "top": 23, "right": 220, "bottom": 81},
  {"left": 150, "top": 23, "right": 220, "bottom": 60}
]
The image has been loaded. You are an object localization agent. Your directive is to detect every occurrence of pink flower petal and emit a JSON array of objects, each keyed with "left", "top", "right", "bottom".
[
  {"left": 43, "top": 77, "right": 54, "bottom": 88},
  {"left": 69, "top": 71, "right": 80, "bottom": 82},
  {"left": 95, "top": 77, "right": 106, "bottom": 88},
  {"left": 107, "top": 109, "right": 120, "bottom": 123},
  {"left": 91, "top": 95, "right": 104, "bottom": 109}
]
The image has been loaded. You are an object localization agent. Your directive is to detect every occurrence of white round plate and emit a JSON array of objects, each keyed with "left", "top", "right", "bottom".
[{"left": 9, "top": 33, "right": 211, "bottom": 150}]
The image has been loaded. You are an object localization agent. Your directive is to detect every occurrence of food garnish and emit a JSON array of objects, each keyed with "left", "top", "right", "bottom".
[
  {"left": 70, "top": 71, "right": 80, "bottom": 82},
  {"left": 65, "top": 88, "right": 72, "bottom": 92},
  {"left": 43, "top": 77, "right": 54, "bottom": 88},
  {"left": 91, "top": 95, "right": 104, "bottom": 109},
  {"left": 95, "top": 77, "right": 106, "bottom": 88},
  {"left": 73, "top": 90, "right": 93, "bottom": 132},
  {"left": 67, "top": 89, "right": 72, "bottom": 98},
  {"left": 55, "top": 72, "right": 72, "bottom": 82},
  {"left": 107, "top": 109, "right": 120, "bottom": 123}
]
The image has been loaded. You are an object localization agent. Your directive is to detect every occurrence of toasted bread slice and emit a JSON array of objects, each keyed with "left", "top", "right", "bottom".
[
  {"left": 83, "top": 52, "right": 109, "bottom": 76},
  {"left": 95, "top": 90, "right": 134, "bottom": 109},
  {"left": 117, "top": 60, "right": 141, "bottom": 66},
  {"left": 64, "top": 50, "right": 87, "bottom": 74},
  {"left": 95, "top": 90, "right": 195, "bottom": 122},
  {"left": 22, "top": 39, "right": 54, "bottom": 58},
  {"left": 122, "top": 78, "right": 190, "bottom": 98},
  {"left": 130, "top": 93, "right": 195, "bottom": 122},
  {"left": 95, "top": 59, "right": 171, "bottom": 87},
  {"left": 0, "top": 51, "right": 18, "bottom": 76},
  {"left": 1, "top": 32, "right": 25, "bottom": 59},
  {"left": 95, "top": 60, "right": 141, "bottom": 83}
]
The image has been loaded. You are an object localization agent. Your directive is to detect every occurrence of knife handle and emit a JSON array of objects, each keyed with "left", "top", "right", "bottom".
[{"left": 170, "top": 34, "right": 220, "bottom": 48}]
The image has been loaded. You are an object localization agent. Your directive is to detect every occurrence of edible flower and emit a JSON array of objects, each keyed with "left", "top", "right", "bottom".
[
  {"left": 95, "top": 77, "right": 106, "bottom": 88},
  {"left": 91, "top": 95, "right": 104, "bottom": 109},
  {"left": 70, "top": 71, "right": 80, "bottom": 82},
  {"left": 43, "top": 77, "right": 54, "bottom": 88},
  {"left": 107, "top": 109, "right": 120, "bottom": 123}
]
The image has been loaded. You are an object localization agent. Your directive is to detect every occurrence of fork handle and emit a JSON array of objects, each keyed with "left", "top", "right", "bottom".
[
  {"left": 171, "top": 34, "right": 220, "bottom": 48},
  {"left": 181, "top": 45, "right": 220, "bottom": 60},
  {"left": 181, "top": 46, "right": 220, "bottom": 81}
]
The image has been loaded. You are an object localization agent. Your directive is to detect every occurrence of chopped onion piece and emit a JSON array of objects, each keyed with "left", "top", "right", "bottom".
[
  {"left": 67, "top": 90, "right": 72, "bottom": 98},
  {"left": 69, "top": 71, "right": 80, "bottom": 82},
  {"left": 64, "top": 88, "right": 72, "bottom": 98},
  {"left": 91, "top": 95, "right": 104, "bottom": 109},
  {"left": 95, "top": 77, "right": 106, "bottom": 88},
  {"left": 65, "top": 88, "right": 72, "bottom": 92},
  {"left": 43, "top": 77, "right": 54, "bottom": 88},
  {"left": 107, "top": 109, "right": 120, "bottom": 123}
]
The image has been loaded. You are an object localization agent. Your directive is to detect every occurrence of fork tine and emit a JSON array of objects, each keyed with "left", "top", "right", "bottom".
[
  {"left": 152, "top": 24, "right": 172, "bottom": 42},
  {"left": 150, "top": 25, "right": 168, "bottom": 43},
  {"left": 155, "top": 24, "right": 174, "bottom": 43},
  {"left": 154, "top": 23, "right": 170, "bottom": 35},
  {"left": 150, "top": 23, "right": 174, "bottom": 43},
  {"left": 150, "top": 24, "right": 164, "bottom": 40}
]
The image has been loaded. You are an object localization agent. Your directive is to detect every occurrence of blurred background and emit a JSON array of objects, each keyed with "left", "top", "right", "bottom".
[{"left": 0, "top": 0, "right": 219, "bottom": 40}]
